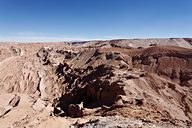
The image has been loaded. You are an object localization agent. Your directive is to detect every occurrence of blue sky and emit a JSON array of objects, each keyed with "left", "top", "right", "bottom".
[{"left": 0, "top": 0, "right": 192, "bottom": 42}]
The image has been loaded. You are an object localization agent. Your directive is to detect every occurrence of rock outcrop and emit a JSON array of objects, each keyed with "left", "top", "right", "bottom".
[{"left": 0, "top": 39, "right": 191, "bottom": 127}]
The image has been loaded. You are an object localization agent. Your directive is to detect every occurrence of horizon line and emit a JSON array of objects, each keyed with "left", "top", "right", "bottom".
[{"left": 0, "top": 37, "right": 191, "bottom": 43}]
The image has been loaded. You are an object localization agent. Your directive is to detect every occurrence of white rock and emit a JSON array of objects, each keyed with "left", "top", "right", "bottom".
[{"left": 32, "top": 99, "right": 47, "bottom": 112}]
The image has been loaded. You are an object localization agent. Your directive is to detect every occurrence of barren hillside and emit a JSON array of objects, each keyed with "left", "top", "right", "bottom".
[{"left": 0, "top": 38, "right": 192, "bottom": 128}]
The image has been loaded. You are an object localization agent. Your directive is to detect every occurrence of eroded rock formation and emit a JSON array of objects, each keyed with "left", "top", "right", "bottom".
[{"left": 0, "top": 38, "right": 192, "bottom": 127}]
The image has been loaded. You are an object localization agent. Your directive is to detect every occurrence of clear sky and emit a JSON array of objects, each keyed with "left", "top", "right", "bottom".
[{"left": 0, "top": 0, "right": 192, "bottom": 42}]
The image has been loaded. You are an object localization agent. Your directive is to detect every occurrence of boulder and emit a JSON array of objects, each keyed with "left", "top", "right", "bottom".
[
  {"left": 67, "top": 104, "right": 83, "bottom": 118},
  {"left": 32, "top": 99, "right": 47, "bottom": 112}
]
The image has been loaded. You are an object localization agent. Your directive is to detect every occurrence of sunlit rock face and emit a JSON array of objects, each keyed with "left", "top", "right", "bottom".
[{"left": 0, "top": 38, "right": 192, "bottom": 127}]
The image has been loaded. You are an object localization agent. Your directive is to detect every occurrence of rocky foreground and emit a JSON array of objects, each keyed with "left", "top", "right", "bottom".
[{"left": 0, "top": 38, "right": 192, "bottom": 128}]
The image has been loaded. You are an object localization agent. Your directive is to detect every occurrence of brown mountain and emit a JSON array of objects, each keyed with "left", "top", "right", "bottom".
[{"left": 0, "top": 38, "right": 192, "bottom": 127}]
